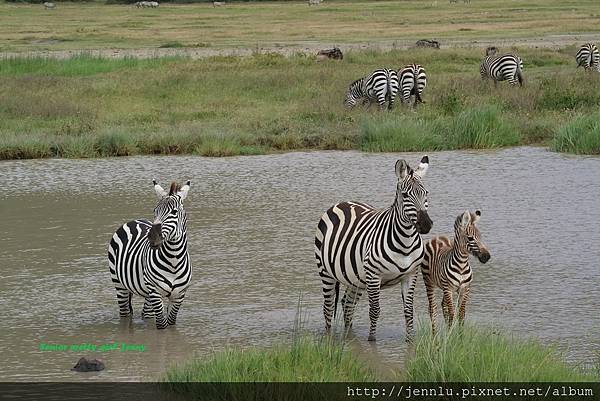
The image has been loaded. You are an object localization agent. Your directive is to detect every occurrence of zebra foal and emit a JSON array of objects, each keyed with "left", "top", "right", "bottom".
[
  {"left": 315, "top": 156, "right": 433, "bottom": 342},
  {"left": 421, "top": 210, "right": 490, "bottom": 334},
  {"left": 108, "top": 180, "right": 192, "bottom": 329},
  {"left": 344, "top": 68, "right": 399, "bottom": 110},
  {"left": 480, "top": 47, "right": 524, "bottom": 87},
  {"left": 397, "top": 64, "right": 427, "bottom": 106},
  {"left": 576, "top": 43, "right": 600, "bottom": 71}
]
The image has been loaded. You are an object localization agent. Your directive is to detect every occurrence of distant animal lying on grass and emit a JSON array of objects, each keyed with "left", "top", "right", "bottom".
[
  {"left": 316, "top": 47, "right": 343, "bottom": 61},
  {"left": 308, "top": 0, "right": 322, "bottom": 5},
  {"left": 43, "top": 2, "right": 56, "bottom": 9},
  {"left": 213, "top": 1, "right": 226, "bottom": 6},
  {"left": 415, "top": 39, "right": 440, "bottom": 49},
  {"left": 135, "top": 1, "right": 159, "bottom": 7}
]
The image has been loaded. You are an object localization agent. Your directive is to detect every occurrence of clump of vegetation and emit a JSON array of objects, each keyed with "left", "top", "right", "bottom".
[
  {"left": 552, "top": 113, "right": 600, "bottom": 154},
  {"left": 406, "top": 324, "right": 598, "bottom": 382}
]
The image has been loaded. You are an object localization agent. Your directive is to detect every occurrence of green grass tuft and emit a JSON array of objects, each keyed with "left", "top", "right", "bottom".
[
  {"left": 406, "top": 324, "right": 598, "bottom": 382},
  {"left": 552, "top": 113, "right": 600, "bottom": 154}
]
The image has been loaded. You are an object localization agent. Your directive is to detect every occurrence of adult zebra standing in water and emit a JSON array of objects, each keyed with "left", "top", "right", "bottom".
[
  {"left": 315, "top": 156, "right": 432, "bottom": 341},
  {"left": 344, "top": 68, "right": 399, "bottom": 110},
  {"left": 397, "top": 63, "right": 427, "bottom": 106},
  {"left": 576, "top": 43, "right": 600, "bottom": 71},
  {"left": 421, "top": 210, "right": 490, "bottom": 335},
  {"left": 108, "top": 180, "right": 192, "bottom": 329},
  {"left": 480, "top": 47, "right": 524, "bottom": 86}
]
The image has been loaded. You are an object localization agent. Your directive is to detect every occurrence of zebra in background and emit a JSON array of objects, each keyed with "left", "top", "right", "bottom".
[
  {"left": 576, "top": 43, "right": 600, "bottom": 71},
  {"left": 480, "top": 47, "right": 524, "bottom": 86},
  {"left": 315, "top": 156, "right": 433, "bottom": 342},
  {"left": 344, "top": 68, "right": 399, "bottom": 110},
  {"left": 108, "top": 180, "right": 192, "bottom": 329},
  {"left": 421, "top": 210, "right": 490, "bottom": 335},
  {"left": 397, "top": 64, "right": 427, "bottom": 106}
]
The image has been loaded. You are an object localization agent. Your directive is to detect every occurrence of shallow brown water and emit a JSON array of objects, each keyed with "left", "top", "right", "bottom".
[{"left": 0, "top": 147, "right": 598, "bottom": 381}]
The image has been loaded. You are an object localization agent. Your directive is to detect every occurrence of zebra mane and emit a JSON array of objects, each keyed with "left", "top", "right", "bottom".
[{"left": 169, "top": 182, "right": 181, "bottom": 196}]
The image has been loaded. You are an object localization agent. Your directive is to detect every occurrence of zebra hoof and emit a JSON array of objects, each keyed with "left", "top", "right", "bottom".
[{"left": 367, "top": 334, "right": 376, "bottom": 342}]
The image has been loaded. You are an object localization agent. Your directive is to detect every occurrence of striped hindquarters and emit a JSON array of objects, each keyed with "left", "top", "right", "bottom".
[
  {"left": 576, "top": 43, "right": 600, "bottom": 70},
  {"left": 344, "top": 68, "right": 399, "bottom": 109},
  {"left": 480, "top": 54, "right": 523, "bottom": 86},
  {"left": 398, "top": 64, "right": 427, "bottom": 104},
  {"left": 108, "top": 219, "right": 152, "bottom": 297}
]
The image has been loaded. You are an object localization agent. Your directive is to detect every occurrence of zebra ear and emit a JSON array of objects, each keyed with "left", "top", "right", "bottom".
[
  {"left": 461, "top": 210, "right": 471, "bottom": 227},
  {"left": 153, "top": 179, "right": 167, "bottom": 199},
  {"left": 177, "top": 180, "right": 191, "bottom": 201},
  {"left": 414, "top": 155, "right": 429, "bottom": 178},
  {"left": 472, "top": 210, "right": 481, "bottom": 223},
  {"left": 395, "top": 160, "right": 411, "bottom": 179}
]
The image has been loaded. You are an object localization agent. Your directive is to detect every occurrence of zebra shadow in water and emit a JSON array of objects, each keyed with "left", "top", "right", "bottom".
[{"left": 107, "top": 180, "right": 193, "bottom": 330}]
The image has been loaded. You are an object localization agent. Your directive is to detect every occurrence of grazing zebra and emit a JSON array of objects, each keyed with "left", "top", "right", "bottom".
[
  {"left": 344, "top": 68, "right": 399, "bottom": 110},
  {"left": 480, "top": 47, "right": 524, "bottom": 86},
  {"left": 108, "top": 180, "right": 192, "bottom": 329},
  {"left": 576, "top": 43, "right": 600, "bottom": 71},
  {"left": 421, "top": 210, "right": 490, "bottom": 334},
  {"left": 315, "top": 156, "right": 433, "bottom": 342},
  {"left": 397, "top": 64, "right": 427, "bottom": 106}
]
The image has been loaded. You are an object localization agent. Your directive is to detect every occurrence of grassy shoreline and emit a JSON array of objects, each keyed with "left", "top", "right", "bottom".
[
  {"left": 1, "top": 47, "right": 600, "bottom": 160},
  {"left": 163, "top": 326, "right": 598, "bottom": 393}
]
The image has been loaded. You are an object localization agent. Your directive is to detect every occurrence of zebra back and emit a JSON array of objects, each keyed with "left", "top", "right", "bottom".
[
  {"left": 480, "top": 53, "right": 523, "bottom": 86},
  {"left": 345, "top": 69, "right": 399, "bottom": 109}
]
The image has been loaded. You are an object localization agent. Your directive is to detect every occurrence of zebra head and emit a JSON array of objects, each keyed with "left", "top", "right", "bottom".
[
  {"left": 344, "top": 78, "right": 363, "bottom": 109},
  {"left": 485, "top": 46, "right": 498, "bottom": 56},
  {"left": 395, "top": 156, "right": 432, "bottom": 234},
  {"left": 148, "top": 179, "right": 191, "bottom": 249},
  {"left": 457, "top": 210, "right": 490, "bottom": 263}
]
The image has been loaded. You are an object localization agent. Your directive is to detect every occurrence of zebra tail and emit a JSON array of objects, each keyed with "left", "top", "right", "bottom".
[
  {"left": 333, "top": 281, "right": 340, "bottom": 319},
  {"left": 517, "top": 69, "right": 524, "bottom": 87}
]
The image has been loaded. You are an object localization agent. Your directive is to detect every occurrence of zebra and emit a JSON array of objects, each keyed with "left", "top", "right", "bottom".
[
  {"left": 315, "top": 156, "right": 433, "bottom": 342},
  {"left": 108, "top": 180, "right": 192, "bottom": 329},
  {"left": 344, "top": 68, "right": 399, "bottom": 110},
  {"left": 397, "top": 64, "right": 427, "bottom": 106},
  {"left": 480, "top": 47, "right": 524, "bottom": 86},
  {"left": 421, "top": 210, "right": 490, "bottom": 335},
  {"left": 576, "top": 43, "right": 600, "bottom": 71}
]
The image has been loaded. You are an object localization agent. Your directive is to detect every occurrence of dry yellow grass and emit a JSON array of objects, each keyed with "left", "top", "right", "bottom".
[{"left": 1, "top": 0, "right": 599, "bottom": 53}]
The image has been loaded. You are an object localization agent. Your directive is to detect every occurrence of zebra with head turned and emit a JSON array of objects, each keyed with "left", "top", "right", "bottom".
[
  {"left": 421, "top": 210, "right": 490, "bottom": 335},
  {"left": 315, "top": 156, "right": 432, "bottom": 342},
  {"left": 397, "top": 64, "right": 427, "bottom": 106},
  {"left": 344, "top": 68, "right": 399, "bottom": 110},
  {"left": 480, "top": 47, "right": 524, "bottom": 87},
  {"left": 108, "top": 180, "right": 192, "bottom": 329},
  {"left": 576, "top": 43, "right": 600, "bottom": 71}
]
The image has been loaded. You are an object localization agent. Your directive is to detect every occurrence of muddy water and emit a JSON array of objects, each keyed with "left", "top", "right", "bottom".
[{"left": 0, "top": 147, "right": 598, "bottom": 381}]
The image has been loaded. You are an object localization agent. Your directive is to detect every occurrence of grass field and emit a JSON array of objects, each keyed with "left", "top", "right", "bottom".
[
  {"left": 1, "top": 45, "right": 600, "bottom": 159},
  {"left": 1, "top": 0, "right": 600, "bottom": 53}
]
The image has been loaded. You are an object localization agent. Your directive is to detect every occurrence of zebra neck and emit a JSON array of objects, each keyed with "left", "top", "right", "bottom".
[
  {"left": 155, "top": 235, "right": 188, "bottom": 268},
  {"left": 391, "top": 197, "right": 418, "bottom": 236},
  {"left": 451, "top": 236, "right": 469, "bottom": 264}
]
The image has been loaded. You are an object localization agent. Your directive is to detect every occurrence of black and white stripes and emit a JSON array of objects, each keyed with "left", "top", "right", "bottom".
[
  {"left": 480, "top": 47, "right": 524, "bottom": 86},
  {"left": 344, "top": 68, "right": 399, "bottom": 110},
  {"left": 314, "top": 156, "right": 432, "bottom": 341},
  {"left": 576, "top": 43, "right": 600, "bottom": 71},
  {"left": 398, "top": 63, "right": 427, "bottom": 106},
  {"left": 108, "top": 180, "right": 193, "bottom": 329}
]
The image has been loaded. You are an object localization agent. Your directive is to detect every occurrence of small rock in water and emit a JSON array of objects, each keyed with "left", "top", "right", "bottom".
[{"left": 71, "top": 357, "right": 105, "bottom": 372}]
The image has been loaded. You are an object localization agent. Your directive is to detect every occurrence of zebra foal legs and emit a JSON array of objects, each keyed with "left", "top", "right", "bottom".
[{"left": 116, "top": 288, "right": 133, "bottom": 317}]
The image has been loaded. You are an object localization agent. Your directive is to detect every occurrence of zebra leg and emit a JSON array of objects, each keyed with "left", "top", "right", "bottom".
[
  {"left": 341, "top": 286, "right": 363, "bottom": 328},
  {"left": 142, "top": 298, "right": 154, "bottom": 319},
  {"left": 424, "top": 279, "right": 438, "bottom": 335},
  {"left": 167, "top": 292, "right": 186, "bottom": 326},
  {"left": 401, "top": 273, "right": 418, "bottom": 342},
  {"left": 365, "top": 271, "right": 382, "bottom": 341},
  {"left": 442, "top": 288, "right": 455, "bottom": 327},
  {"left": 115, "top": 287, "right": 133, "bottom": 317},
  {"left": 458, "top": 285, "right": 470, "bottom": 325},
  {"left": 146, "top": 291, "right": 168, "bottom": 329},
  {"left": 320, "top": 270, "right": 337, "bottom": 331}
]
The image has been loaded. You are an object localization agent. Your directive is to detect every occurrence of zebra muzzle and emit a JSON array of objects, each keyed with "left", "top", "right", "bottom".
[
  {"left": 148, "top": 223, "right": 163, "bottom": 249},
  {"left": 476, "top": 249, "right": 491, "bottom": 264},
  {"left": 415, "top": 210, "right": 432, "bottom": 234}
]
